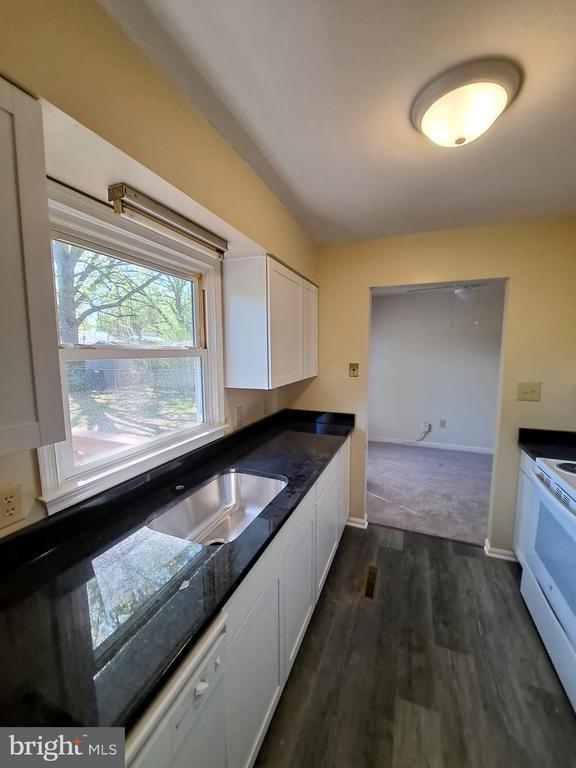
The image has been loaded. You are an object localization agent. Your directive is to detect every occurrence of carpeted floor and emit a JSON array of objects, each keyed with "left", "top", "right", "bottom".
[{"left": 366, "top": 442, "right": 493, "bottom": 545}]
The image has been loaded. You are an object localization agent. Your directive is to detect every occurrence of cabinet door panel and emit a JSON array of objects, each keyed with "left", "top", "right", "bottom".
[
  {"left": 0, "top": 103, "right": 38, "bottom": 449},
  {"left": 227, "top": 572, "right": 282, "bottom": 768},
  {"left": 513, "top": 468, "right": 536, "bottom": 567},
  {"left": 338, "top": 439, "right": 351, "bottom": 538},
  {"left": 315, "top": 473, "right": 339, "bottom": 597},
  {"left": 302, "top": 282, "right": 318, "bottom": 379},
  {"left": 0, "top": 78, "right": 64, "bottom": 455},
  {"left": 285, "top": 513, "right": 315, "bottom": 675},
  {"left": 268, "top": 259, "right": 302, "bottom": 388},
  {"left": 223, "top": 257, "right": 268, "bottom": 389}
]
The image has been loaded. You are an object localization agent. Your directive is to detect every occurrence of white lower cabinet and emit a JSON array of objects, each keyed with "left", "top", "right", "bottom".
[
  {"left": 128, "top": 438, "right": 351, "bottom": 768},
  {"left": 284, "top": 512, "right": 315, "bottom": 675},
  {"left": 226, "top": 570, "right": 282, "bottom": 768},
  {"left": 513, "top": 452, "right": 536, "bottom": 567},
  {"left": 315, "top": 461, "right": 340, "bottom": 597}
]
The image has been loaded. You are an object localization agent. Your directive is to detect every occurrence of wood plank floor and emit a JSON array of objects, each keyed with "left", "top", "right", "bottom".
[{"left": 255, "top": 525, "right": 576, "bottom": 768}]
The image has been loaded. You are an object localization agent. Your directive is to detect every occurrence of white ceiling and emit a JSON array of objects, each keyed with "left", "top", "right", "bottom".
[{"left": 100, "top": 0, "right": 576, "bottom": 243}]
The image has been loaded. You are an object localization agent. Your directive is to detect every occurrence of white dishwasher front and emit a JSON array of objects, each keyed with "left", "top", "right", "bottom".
[{"left": 127, "top": 614, "right": 228, "bottom": 768}]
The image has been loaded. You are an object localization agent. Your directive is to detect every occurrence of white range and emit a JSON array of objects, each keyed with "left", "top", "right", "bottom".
[{"left": 521, "top": 456, "right": 576, "bottom": 710}]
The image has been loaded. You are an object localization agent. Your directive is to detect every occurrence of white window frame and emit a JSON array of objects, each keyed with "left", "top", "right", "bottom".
[{"left": 38, "top": 182, "right": 225, "bottom": 514}]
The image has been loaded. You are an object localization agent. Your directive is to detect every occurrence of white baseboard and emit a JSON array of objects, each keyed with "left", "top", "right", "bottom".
[
  {"left": 346, "top": 516, "right": 368, "bottom": 530},
  {"left": 484, "top": 538, "right": 517, "bottom": 561},
  {"left": 369, "top": 437, "right": 493, "bottom": 455}
]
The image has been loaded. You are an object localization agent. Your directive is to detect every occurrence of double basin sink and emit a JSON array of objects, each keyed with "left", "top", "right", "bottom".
[{"left": 148, "top": 470, "right": 288, "bottom": 546}]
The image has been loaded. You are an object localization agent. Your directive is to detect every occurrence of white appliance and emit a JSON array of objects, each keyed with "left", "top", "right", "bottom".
[
  {"left": 126, "top": 614, "right": 228, "bottom": 768},
  {"left": 521, "top": 458, "right": 576, "bottom": 710}
]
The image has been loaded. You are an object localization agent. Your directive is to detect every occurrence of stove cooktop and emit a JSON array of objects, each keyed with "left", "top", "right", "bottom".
[{"left": 535, "top": 457, "right": 576, "bottom": 499}]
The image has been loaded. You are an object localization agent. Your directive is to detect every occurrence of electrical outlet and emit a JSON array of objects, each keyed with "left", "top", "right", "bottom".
[
  {"left": 439, "top": 419, "right": 446, "bottom": 429},
  {"left": 0, "top": 483, "right": 24, "bottom": 529},
  {"left": 234, "top": 406, "right": 244, "bottom": 427},
  {"left": 516, "top": 382, "right": 542, "bottom": 402},
  {"left": 349, "top": 363, "right": 359, "bottom": 378},
  {"left": 422, "top": 421, "right": 432, "bottom": 433}
]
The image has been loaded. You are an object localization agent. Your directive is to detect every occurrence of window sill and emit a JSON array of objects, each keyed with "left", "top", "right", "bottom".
[{"left": 39, "top": 425, "right": 226, "bottom": 515}]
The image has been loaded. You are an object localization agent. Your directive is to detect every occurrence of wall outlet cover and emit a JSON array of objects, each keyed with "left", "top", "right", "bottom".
[
  {"left": 439, "top": 419, "right": 447, "bottom": 428},
  {"left": 0, "top": 483, "right": 24, "bottom": 529},
  {"left": 516, "top": 382, "right": 542, "bottom": 402},
  {"left": 349, "top": 363, "right": 359, "bottom": 378}
]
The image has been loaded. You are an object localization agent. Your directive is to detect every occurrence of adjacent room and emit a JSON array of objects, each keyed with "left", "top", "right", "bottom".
[{"left": 366, "top": 280, "right": 505, "bottom": 544}]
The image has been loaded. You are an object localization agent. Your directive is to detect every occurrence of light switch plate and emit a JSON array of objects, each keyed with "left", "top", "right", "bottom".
[
  {"left": 516, "top": 382, "right": 542, "bottom": 401},
  {"left": 349, "top": 363, "right": 359, "bottom": 378}
]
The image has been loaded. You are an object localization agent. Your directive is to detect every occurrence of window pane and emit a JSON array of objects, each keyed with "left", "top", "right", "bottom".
[
  {"left": 65, "top": 357, "right": 204, "bottom": 465},
  {"left": 52, "top": 239, "right": 197, "bottom": 346}
]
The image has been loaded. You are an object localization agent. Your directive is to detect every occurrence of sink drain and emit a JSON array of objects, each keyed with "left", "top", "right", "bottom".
[{"left": 205, "top": 538, "right": 226, "bottom": 546}]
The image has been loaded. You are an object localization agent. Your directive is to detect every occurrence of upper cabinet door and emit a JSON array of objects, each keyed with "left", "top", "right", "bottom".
[
  {"left": 302, "top": 281, "right": 318, "bottom": 379},
  {"left": 0, "top": 78, "right": 64, "bottom": 456},
  {"left": 222, "top": 255, "right": 318, "bottom": 390},
  {"left": 267, "top": 258, "right": 303, "bottom": 388}
]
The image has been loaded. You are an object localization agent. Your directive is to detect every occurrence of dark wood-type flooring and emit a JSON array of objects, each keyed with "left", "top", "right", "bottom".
[{"left": 255, "top": 525, "right": 576, "bottom": 768}]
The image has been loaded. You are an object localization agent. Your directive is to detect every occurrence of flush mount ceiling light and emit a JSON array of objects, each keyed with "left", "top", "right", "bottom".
[{"left": 411, "top": 58, "right": 522, "bottom": 148}]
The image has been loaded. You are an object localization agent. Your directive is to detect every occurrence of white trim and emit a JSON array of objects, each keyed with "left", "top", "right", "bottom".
[
  {"left": 39, "top": 425, "right": 226, "bottom": 514},
  {"left": 483, "top": 538, "right": 517, "bottom": 561},
  {"left": 368, "top": 437, "right": 493, "bottom": 455},
  {"left": 38, "top": 182, "right": 226, "bottom": 512},
  {"left": 60, "top": 346, "right": 206, "bottom": 361},
  {"left": 48, "top": 180, "right": 221, "bottom": 271},
  {"left": 346, "top": 516, "right": 369, "bottom": 530}
]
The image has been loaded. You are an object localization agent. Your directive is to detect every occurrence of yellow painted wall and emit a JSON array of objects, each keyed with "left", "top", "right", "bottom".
[
  {"left": 0, "top": 0, "right": 317, "bottom": 535},
  {"left": 288, "top": 218, "right": 576, "bottom": 550},
  {"left": 0, "top": 0, "right": 316, "bottom": 280},
  {"left": 1, "top": 2, "right": 575, "bottom": 552}
]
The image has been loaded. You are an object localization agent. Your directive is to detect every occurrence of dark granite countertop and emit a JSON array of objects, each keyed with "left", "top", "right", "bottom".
[
  {"left": 0, "top": 409, "right": 353, "bottom": 730},
  {"left": 518, "top": 427, "right": 576, "bottom": 461}
]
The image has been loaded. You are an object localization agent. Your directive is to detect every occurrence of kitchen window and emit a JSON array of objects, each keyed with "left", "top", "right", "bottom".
[{"left": 39, "top": 182, "right": 225, "bottom": 512}]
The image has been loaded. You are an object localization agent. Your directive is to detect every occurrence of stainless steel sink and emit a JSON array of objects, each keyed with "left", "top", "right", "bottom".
[{"left": 148, "top": 470, "right": 288, "bottom": 545}]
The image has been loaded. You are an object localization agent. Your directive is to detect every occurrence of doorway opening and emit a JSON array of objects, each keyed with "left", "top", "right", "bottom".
[{"left": 366, "top": 279, "right": 506, "bottom": 545}]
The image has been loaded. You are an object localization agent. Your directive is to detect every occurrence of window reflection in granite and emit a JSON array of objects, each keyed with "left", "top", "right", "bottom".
[{"left": 87, "top": 527, "right": 203, "bottom": 649}]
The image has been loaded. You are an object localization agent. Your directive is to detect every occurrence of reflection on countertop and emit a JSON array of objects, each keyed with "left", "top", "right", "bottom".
[{"left": 0, "top": 410, "right": 353, "bottom": 729}]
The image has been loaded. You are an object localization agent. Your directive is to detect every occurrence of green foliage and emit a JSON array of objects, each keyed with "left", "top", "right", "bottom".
[{"left": 53, "top": 240, "right": 196, "bottom": 345}]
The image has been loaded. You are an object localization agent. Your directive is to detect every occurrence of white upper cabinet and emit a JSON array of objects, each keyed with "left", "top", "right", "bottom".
[
  {"left": 223, "top": 255, "right": 318, "bottom": 390},
  {"left": 267, "top": 259, "right": 303, "bottom": 388},
  {"left": 302, "top": 281, "right": 318, "bottom": 379},
  {"left": 0, "top": 78, "right": 64, "bottom": 457}
]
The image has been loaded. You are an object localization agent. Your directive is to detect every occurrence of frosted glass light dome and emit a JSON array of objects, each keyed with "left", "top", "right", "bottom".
[{"left": 411, "top": 59, "right": 522, "bottom": 148}]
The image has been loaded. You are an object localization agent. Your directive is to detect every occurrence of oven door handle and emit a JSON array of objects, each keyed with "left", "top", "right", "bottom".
[{"left": 529, "top": 468, "right": 576, "bottom": 520}]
